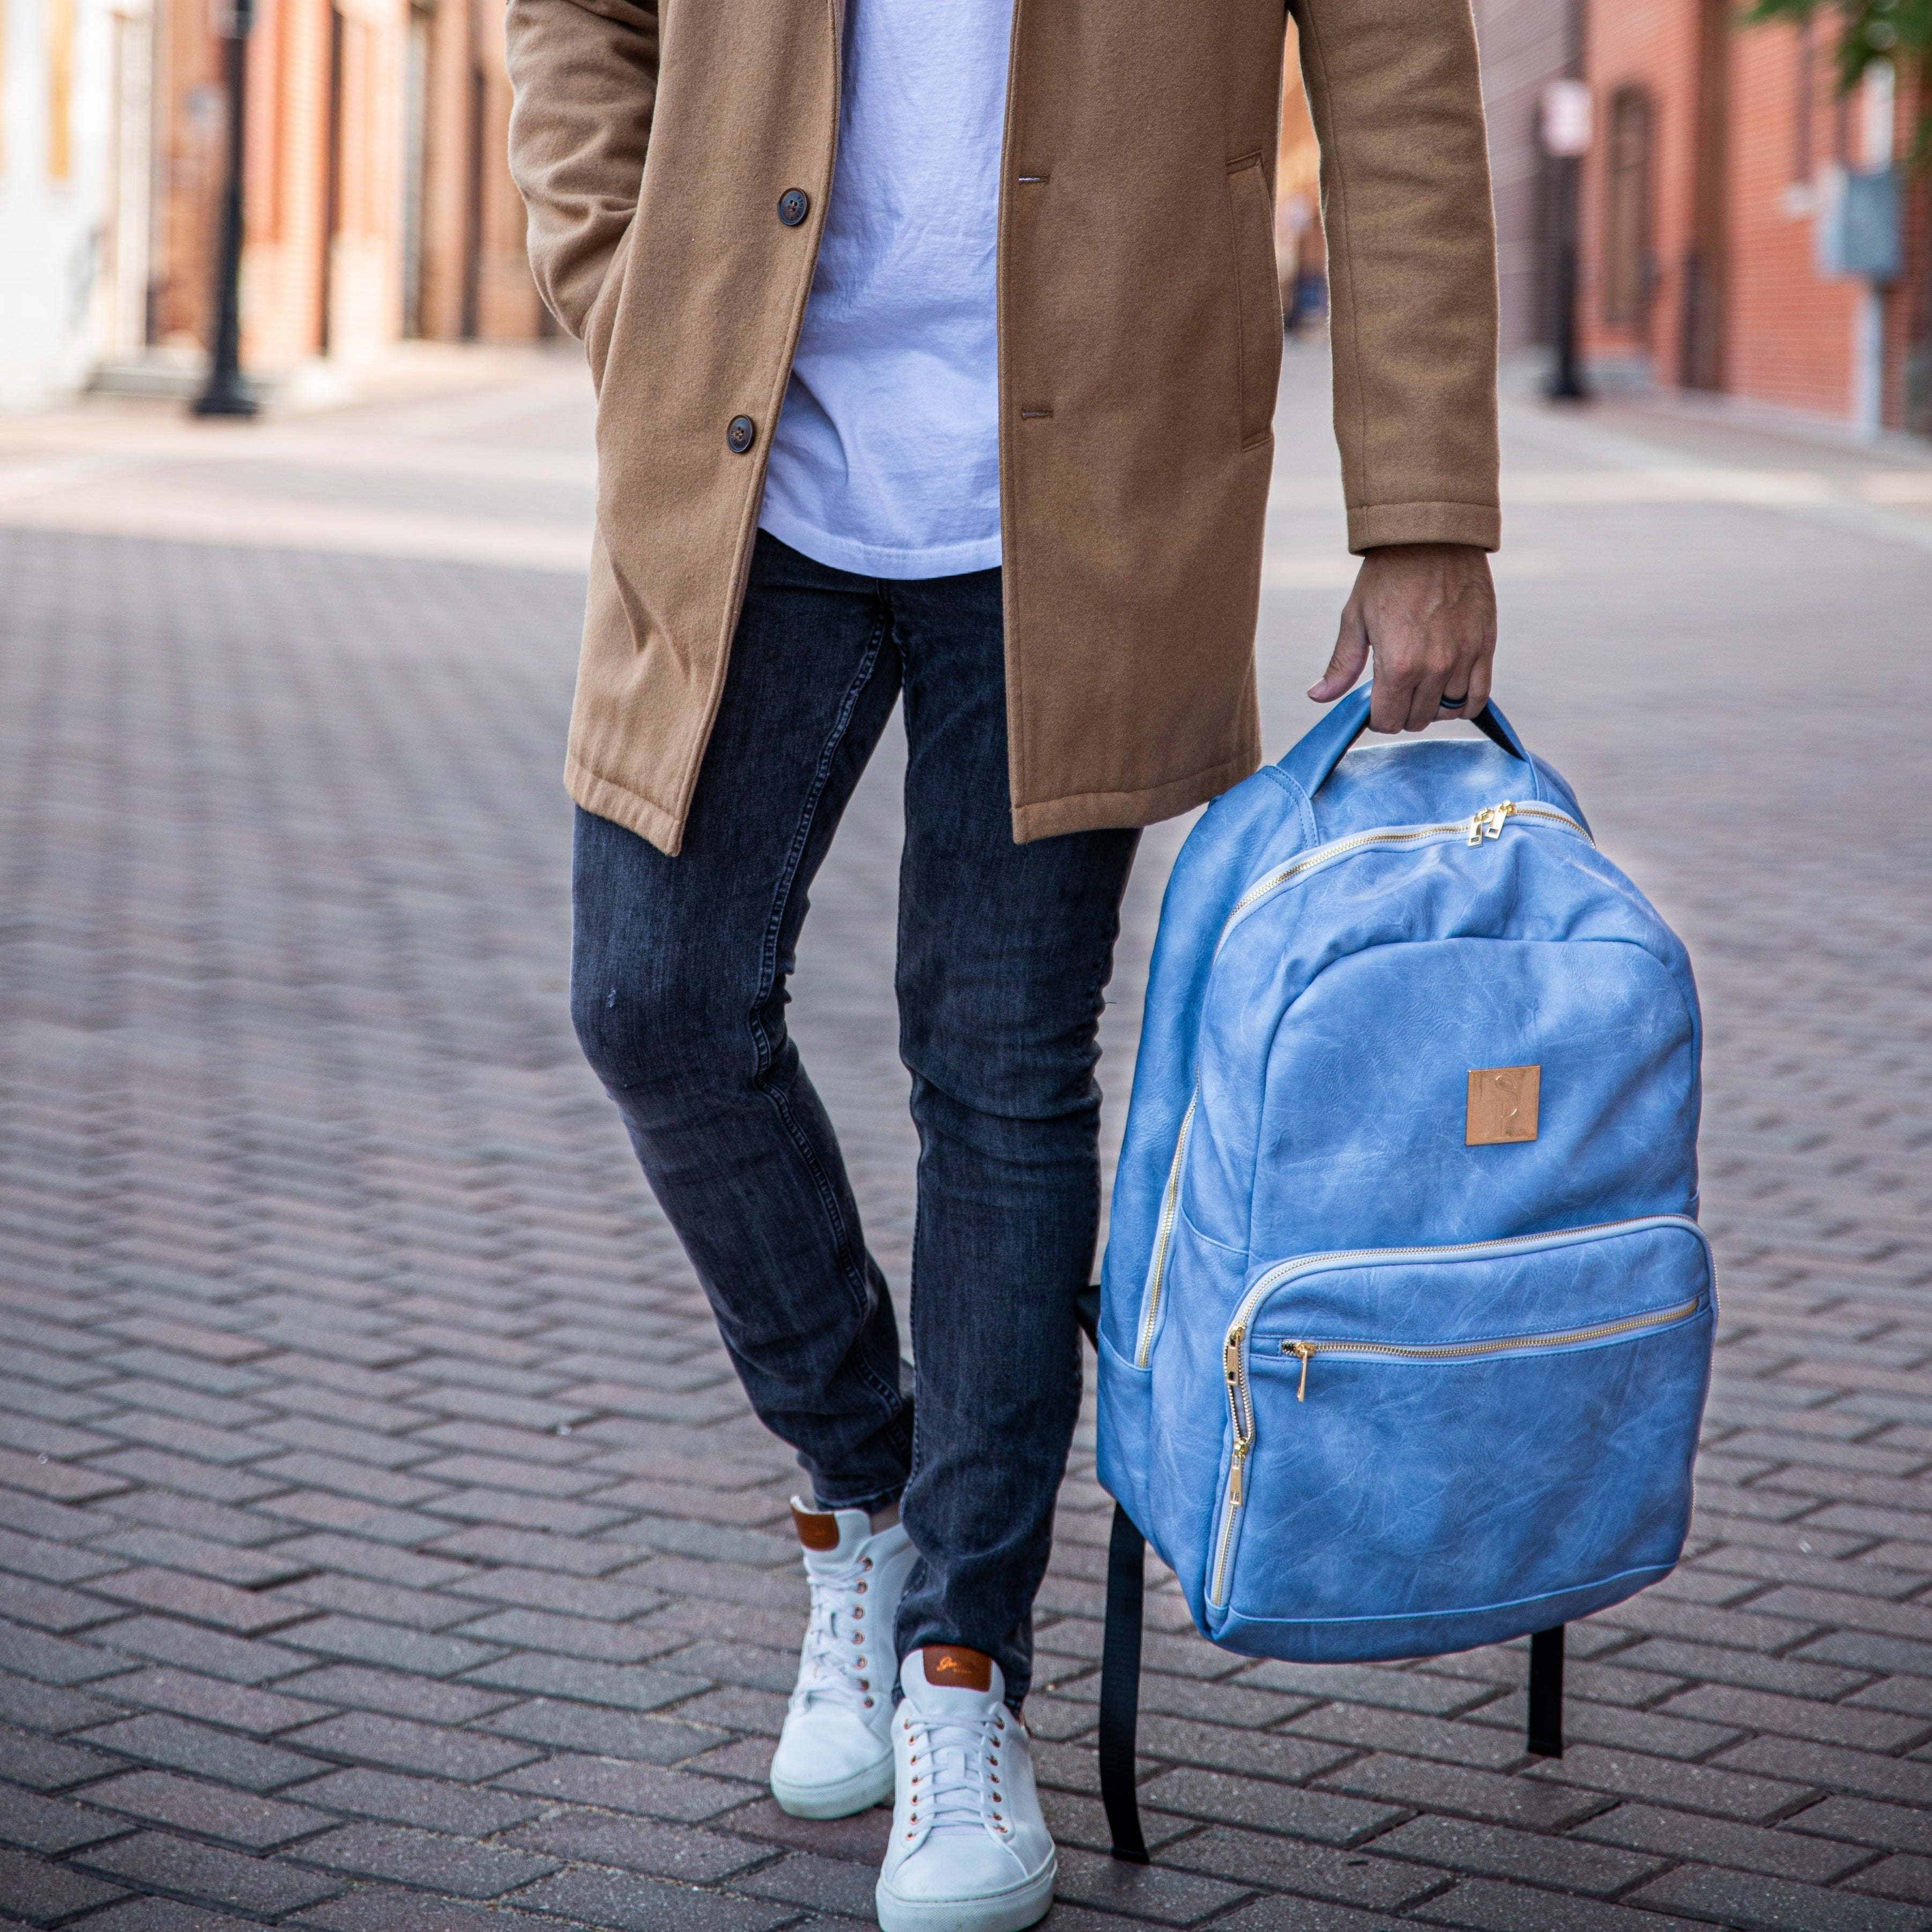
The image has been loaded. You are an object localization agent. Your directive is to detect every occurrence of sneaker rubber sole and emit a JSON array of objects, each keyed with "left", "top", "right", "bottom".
[
  {"left": 768, "top": 1747, "right": 895, "bottom": 1820},
  {"left": 874, "top": 1854, "right": 1056, "bottom": 1932}
]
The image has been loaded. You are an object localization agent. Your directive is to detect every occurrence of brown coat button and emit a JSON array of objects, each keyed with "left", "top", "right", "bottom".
[
  {"left": 726, "top": 415, "right": 756, "bottom": 454},
  {"left": 777, "top": 188, "right": 810, "bottom": 227}
]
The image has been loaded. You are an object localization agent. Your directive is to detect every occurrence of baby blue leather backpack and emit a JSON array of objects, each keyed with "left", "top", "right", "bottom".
[{"left": 1082, "top": 688, "right": 1713, "bottom": 1861}]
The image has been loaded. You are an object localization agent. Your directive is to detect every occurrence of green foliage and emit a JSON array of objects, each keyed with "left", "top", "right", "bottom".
[
  {"left": 1743, "top": 0, "right": 1929, "bottom": 92},
  {"left": 1744, "top": 0, "right": 1929, "bottom": 164}
]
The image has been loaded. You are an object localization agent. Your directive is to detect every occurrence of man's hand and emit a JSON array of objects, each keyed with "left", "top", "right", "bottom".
[{"left": 1307, "top": 543, "right": 1497, "bottom": 734}]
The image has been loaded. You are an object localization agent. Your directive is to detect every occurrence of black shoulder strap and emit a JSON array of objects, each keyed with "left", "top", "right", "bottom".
[
  {"left": 1527, "top": 1624, "right": 1565, "bottom": 1757},
  {"left": 1099, "top": 1502, "right": 1150, "bottom": 1862},
  {"left": 1075, "top": 1285, "right": 1149, "bottom": 1863}
]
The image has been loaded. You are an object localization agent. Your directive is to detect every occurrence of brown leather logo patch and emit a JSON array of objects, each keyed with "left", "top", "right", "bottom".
[
  {"left": 1467, "top": 1065, "right": 1541, "bottom": 1145},
  {"left": 923, "top": 1646, "right": 992, "bottom": 1691},
  {"left": 790, "top": 1502, "right": 841, "bottom": 1551}
]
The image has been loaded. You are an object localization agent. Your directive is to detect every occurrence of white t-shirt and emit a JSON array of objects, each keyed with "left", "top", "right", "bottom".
[{"left": 757, "top": 0, "right": 1015, "bottom": 580}]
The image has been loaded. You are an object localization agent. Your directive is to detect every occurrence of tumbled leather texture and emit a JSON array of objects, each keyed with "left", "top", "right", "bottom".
[{"left": 1097, "top": 688, "right": 1713, "bottom": 1660}]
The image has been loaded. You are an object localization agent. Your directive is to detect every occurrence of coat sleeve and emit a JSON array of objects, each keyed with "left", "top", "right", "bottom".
[
  {"left": 504, "top": 0, "right": 658, "bottom": 348},
  {"left": 1290, "top": 0, "right": 1502, "bottom": 553}
]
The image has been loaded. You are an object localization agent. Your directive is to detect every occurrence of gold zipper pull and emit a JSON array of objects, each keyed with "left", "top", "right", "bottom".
[
  {"left": 1228, "top": 1437, "right": 1250, "bottom": 1505},
  {"left": 1485, "top": 801, "right": 1517, "bottom": 841},
  {"left": 1287, "top": 1341, "right": 1313, "bottom": 1401},
  {"left": 1466, "top": 811, "right": 1486, "bottom": 846},
  {"left": 1223, "top": 1326, "right": 1245, "bottom": 1380}
]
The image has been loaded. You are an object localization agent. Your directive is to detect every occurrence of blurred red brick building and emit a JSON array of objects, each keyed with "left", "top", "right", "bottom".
[
  {"left": 1577, "top": 2, "right": 1930, "bottom": 435},
  {"left": 148, "top": 0, "right": 544, "bottom": 378}
]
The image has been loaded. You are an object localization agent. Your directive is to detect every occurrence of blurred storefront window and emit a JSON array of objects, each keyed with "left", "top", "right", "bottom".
[{"left": 1601, "top": 86, "right": 1654, "bottom": 332}]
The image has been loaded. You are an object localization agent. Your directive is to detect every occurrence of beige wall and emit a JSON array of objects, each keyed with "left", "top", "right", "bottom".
[{"left": 0, "top": 0, "right": 155, "bottom": 405}]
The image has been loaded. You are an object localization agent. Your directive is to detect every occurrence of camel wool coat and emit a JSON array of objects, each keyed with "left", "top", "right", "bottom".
[{"left": 504, "top": 0, "right": 1500, "bottom": 854}]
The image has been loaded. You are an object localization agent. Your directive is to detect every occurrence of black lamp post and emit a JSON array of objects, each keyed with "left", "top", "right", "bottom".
[
  {"left": 1541, "top": 75, "right": 1593, "bottom": 404},
  {"left": 194, "top": 0, "right": 258, "bottom": 418},
  {"left": 1547, "top": 154, "right": 1588, "bottom": 403}
]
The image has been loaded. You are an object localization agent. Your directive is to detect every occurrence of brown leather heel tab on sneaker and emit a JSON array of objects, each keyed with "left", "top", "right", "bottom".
[
  {"left": 923, "top": 1646, "right": 993, "bottom": 1691},
  {"left": 790, "top": 1501, "right": 841, "bottom": 1551}
]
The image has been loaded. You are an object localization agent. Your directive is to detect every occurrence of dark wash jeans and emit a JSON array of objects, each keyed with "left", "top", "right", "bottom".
[{"left": 570, "top": 532, "right": 1138, "bottom": 1700}]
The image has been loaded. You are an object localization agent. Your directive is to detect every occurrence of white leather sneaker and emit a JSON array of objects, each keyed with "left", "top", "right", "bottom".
[
  {"left": 768, "top": 1498, "right": 915, "bottom": 1819},
  {"left": 875, "top": 1646, "right": 1056, "bottom": 1932}
]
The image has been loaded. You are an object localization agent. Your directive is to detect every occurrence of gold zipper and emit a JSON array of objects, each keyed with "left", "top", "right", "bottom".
[
  {"left": 1133, "top": 1091, "right": 1197, "bottom": 1366},
  {"left": 1136, "top": 801, "right": 1589, "bottom": 1371},
  {"left": 1203, "top": 1215, "right": 1710, "bottom": 1606},
  {"left": 1288, "top": 1340, "right": 1313, "bottom": 1400},
  {"left": 1209, "top": 1322, "right": 1252, "bottom": 1604},
  {"left": 1280, "top": 1297, "right": 1703, "bottom": 1402}
]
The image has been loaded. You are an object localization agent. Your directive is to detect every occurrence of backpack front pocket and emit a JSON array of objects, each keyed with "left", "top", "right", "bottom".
[{"left": 1205, "top": 1216, "right": 1714, "bottom": 1660}]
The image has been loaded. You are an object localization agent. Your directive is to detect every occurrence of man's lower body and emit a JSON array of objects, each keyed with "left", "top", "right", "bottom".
[{"left": 571, "top": 532, "right": 1136, "bottom": 1928}]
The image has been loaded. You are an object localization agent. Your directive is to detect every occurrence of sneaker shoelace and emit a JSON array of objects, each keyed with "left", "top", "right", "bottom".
[
  {"left": 792, "top": 1551, "right": 880, "bottom": 1717},
  {"left": 902, "top": 1704, "right": 1012, "bottom": 1841}
]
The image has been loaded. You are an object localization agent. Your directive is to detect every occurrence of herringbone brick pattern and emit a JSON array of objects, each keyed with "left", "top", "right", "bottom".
[{"left": 0, "top": 354, "right": 1928, "bottom": 1931}]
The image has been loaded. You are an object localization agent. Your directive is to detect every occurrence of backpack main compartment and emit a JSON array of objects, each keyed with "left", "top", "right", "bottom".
[{"left": 1096, "top": 696, "right": 1712, "bottom": 1662}]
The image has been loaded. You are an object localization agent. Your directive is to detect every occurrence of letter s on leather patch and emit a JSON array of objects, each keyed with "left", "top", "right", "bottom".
[
  {"left": 923, "top": 1646, "right": 993, "bottom": 1691},
  {"left": 1467, "top": 1065, "right": 1541, "bottom": 1145}
]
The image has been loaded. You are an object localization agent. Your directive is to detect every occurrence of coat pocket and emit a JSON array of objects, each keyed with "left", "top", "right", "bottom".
[
  {"left": 1206, "top": 1216, "right": 1714, "bottom": 1658},
  {"left": 583, "top": 219, "right": 639, "bottom": 395},
  {"left": 1225, "top": 155, "right": 1282, "bottom": 448}
]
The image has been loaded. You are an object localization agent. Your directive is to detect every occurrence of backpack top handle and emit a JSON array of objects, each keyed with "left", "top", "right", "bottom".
[{"left": 1279, "top": 682, "right": 1536, "bottom": 804}]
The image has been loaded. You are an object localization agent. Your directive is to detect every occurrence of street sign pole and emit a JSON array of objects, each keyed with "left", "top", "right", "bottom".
[{"left": 194, "top": 0, "right": 258, "bottom": 418}]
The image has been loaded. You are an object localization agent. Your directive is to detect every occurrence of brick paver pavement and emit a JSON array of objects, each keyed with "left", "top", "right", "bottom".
[{"left": 1, "top": 347, "right": 1930, "bottom": 1932}]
